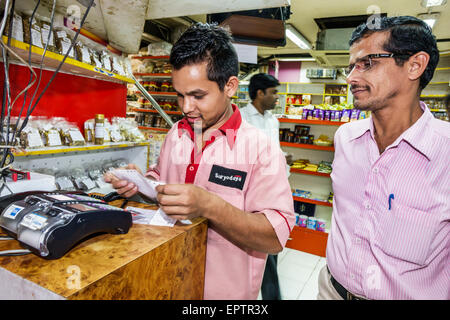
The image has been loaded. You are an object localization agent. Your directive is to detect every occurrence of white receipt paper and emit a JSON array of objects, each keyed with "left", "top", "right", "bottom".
[
  {"left": 111, "top": 169, "right": 164, "bottom": 201},
  {"left": 110, "top": 169, "right": 192, "bottom": 227}
]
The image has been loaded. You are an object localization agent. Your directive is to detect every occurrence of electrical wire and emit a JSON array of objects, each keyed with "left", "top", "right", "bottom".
[
  {"left": 11, "top": 0, "right": 56, "bottom": 145},
  {"left": 0, "top": 249, "right": 31, "bottom": 256},
  {"left": 15, "top": 0, "right": 96, "bottom": 140}
]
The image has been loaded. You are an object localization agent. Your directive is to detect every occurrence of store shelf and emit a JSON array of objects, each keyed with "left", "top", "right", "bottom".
[
  {"left": 290, "top": 168, "right": 331, "bottom": 177},
  {"left": 280, "top": 141, "right": 334, "bottom": 151},
  {"left": 420, "top": 94, "right": 447, "bottom": 98},
  {"left": 131, "top": 55, "right": 170, "bottom": 60},
  {"left": 133, "top": 73, "right": 172, "bottom": 78},
  {"left": 286, "top": 226, "right": 328, "bottom": 257},
  {"left": 132, "top": 108, "right": 182, "bottom": 115},
  {"left": 138, "top": 126, "right": 170, "bottom": 132},
  {"left": 13, "top": 141, "right": 149, "bottom": 157},
  {"left": 278, "top": 118, "right": 345, "bottom": 126},
  {"left": 293, "top": 196, "right": 333, "bottom": 207},
  {"left": 1, "top": 36, "right": 134, "bottom": 84},
  {"left": 135, "top": 91, "right": 177, "bottom": 97}
]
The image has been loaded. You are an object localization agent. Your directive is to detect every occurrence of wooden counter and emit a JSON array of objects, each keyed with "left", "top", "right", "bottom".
[{"left": 0, "top": 200, "right": 208, "bottom": 300}]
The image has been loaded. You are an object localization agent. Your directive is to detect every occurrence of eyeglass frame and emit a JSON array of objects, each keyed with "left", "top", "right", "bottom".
[{"left": 344, "top": 53, "right": 412, "bottom": 76}]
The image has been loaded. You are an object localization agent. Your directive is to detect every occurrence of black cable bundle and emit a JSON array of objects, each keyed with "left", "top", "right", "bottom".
[{"left": 0, "top": 0, "right": 95, "bottom": 173}]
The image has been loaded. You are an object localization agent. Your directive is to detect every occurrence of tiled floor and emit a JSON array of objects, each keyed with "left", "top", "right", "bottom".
[{"left": 258, "top": 248, "right": 326, "bottom": 300}]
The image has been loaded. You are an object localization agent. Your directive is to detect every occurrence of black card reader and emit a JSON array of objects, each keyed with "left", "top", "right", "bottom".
[{"left": 0, "top": 191, "right": 132, "bottom": 259}]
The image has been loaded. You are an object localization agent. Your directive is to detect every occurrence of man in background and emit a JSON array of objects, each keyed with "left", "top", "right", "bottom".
[{"left": 240, "top": 73, "right": 293, "bottom": 300}]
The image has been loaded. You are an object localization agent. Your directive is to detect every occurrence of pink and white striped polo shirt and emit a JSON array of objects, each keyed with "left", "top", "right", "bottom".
[
  {"left": 327, "top": 102, "right": 450, "bottom": 299},
  {"left": 146, "top": 105, "right": 295, "bottom": 299}
]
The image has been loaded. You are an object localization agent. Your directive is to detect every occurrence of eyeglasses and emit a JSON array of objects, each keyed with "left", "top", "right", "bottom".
[{"left": 344, "top": 53, "right": 411, "bottom": 77}]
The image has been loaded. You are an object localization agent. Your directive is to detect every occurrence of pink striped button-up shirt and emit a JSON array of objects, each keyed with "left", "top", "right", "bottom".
[{"left": 327, "top": 102, "right": 450, "bottom": 299}]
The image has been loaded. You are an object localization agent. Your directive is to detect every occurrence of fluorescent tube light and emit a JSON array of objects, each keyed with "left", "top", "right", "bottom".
[
  {"left": 285, "top": 24, "right": 312, "bottom": 50},
  {"left": 421, "top": 0, "right": 447, "bottom": 7},
  {"left": 417, "top": 12, "right": 440, "bottom": 28}
]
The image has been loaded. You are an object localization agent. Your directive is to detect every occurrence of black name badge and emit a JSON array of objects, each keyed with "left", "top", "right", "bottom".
[{"left": 208, "top": 165, "right": 247, "bottom": 190}]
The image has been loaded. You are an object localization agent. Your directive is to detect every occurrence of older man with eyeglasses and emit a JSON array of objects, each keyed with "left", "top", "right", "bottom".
[{"left": 318, "top": 16, "right": 449, "bottom": 300}]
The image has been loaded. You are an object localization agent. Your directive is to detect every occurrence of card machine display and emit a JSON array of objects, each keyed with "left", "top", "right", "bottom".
[{"left": 0, "top": 191, "right": 132, "bottom": 259}]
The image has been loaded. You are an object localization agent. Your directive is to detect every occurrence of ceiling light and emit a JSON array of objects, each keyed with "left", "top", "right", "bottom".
[
  {"left": 421, "top": 0, "right": 447, "bottom": 7},
  {"left": 417, "top": 12, "right": 440, "bottom": 28},
  {"left": 285, "top": 24, "right": 312, "bottom": 50}
]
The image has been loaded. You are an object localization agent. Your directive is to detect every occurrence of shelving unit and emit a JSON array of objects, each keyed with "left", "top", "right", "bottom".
[
  {"left": 1, "top": 36, "right": 133, "bottom": 84},
  {"left": 280, "top": 116, "right": 338, "bottom": 255},
  {"left": 290, "top": 168, "right": 331, "bottom": 177},
  {"left": 280, "top": 141, "right": 334, "bottom": 151},
  {"left": 138, "top": 126, "right": 170, "bottom": 132},
  {"left": 130, "top": 55, "right": 181, "bottom": 130},
  {"left": 277, "top": 82, "right": 349, "bottom": 114},
  {"left": 292, "top": 196, "right": 332, "bottom": 208},
  {"left": 278, "top": 118, "right": 345, "bottom": 126}
]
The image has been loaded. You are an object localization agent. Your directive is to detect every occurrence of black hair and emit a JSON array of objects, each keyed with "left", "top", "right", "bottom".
[
  {"left": 349, "top": 16, "right": 439, "bottom": 90},
  {"left": 169, "top": 22, "right": 239, "bottom": 91},
  {"left": 248, "top": 73, "right": 280, "bottom": 100}
]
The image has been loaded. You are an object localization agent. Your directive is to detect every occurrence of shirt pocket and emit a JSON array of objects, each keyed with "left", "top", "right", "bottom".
[
  {"left": 204, "top": 183, "right": 245, "bottom": 244},
  {"left": 377, "top": 203, "right": 439, "bottom": 266}
]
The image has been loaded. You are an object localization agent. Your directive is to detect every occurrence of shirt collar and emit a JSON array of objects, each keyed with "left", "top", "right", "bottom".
[
  {"left": 177, "top": 104, "right": 242, "bottom": 149},
  {"left": 397, "top": 101, "right": 434, "bottom": 160},
  {"left": 247, "top": 102, "right": 271, "bottom": 117},
  {"left": 349, "top": 101, "right": 434, "bottom": 160}
]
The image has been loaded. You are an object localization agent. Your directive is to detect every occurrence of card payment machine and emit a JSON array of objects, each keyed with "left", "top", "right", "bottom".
[{"left": 0, "top": 191, "right": 132, "bottom": 259}]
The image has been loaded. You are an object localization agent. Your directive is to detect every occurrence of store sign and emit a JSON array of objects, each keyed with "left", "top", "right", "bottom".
[{"left": 233, "top": 43, "right": 258, "bottom": 64}]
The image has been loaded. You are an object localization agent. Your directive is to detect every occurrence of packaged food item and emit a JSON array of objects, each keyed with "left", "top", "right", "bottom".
[
  {"left": 303, "top": 163, "right": 318, "bottom": 172},
  {"left": 60, "top": 123, "right": 86, "bottom": 146},
  {"left": 3, "top": 11, "right": 24, "bottom": 42},
  {"left": 148, "top": 81, "right": 160, "bottom": 92},
  {"left": 55, "top": 170, "right": 76, "bottom": 191},
  {"left": 340, "top": 109, "right": 352, "bottom": 122},
  {"left": 40, "top": 21, "right": 57, "bottom": 52},
  {"left": 23, "top": 16, "right": 43, "bottom": 48},
  {"left": 94, "top": 114, "right": 105, "bottom": 145},
  {"left": 110, "top": 118, "right": 125, "bottom": 142},
  {"left": 100, "top": 51, "right": 112, "bottom": 71},
  {"left": 103, "top": 119, "right": 112, "bottom": 143},
  {"left": 75, "top": 42, "right": 92, "bottom": 64},
  {"left": 20, "top": 124, "right": 44, "bottom": 149},
  {"left": 317, "top": 161, "right": 332, "bottom": 174},
  {"left": 160, "top": 81, "right": 170, "bottom": 92},
  {"left": 350, "top": 109, "right": 360, "bottom": 122},
  {"left": 40, "top": 118, "right": 63, "bottom": 147},
  {"left": 302, "top": 95, "right": 311, "bottom": 105},
  {"left": 297, "top": 215, "right": 308, "bottom": 228},
  {"left": 90, "top": 48, "right": 103, "bottom": 68},
  {"left": 313, "top": 135, "right": 333, "bottom": 147},
  {"left": 70, "top": 167, "right": 96, "bottom": 191},
  {"left": 84, "top": 119, "right": 94, "bottom": 143},
  {"left": 306, "top": 217, "right": 317, "bottom": 230},
  {"left": 111, "top": 55, "right": 125, "bottom": 75},
  {"left": 316, "top": 219, "right": 326, "bottom": 232},
  {"left": 117, "top": 117, "right": 146, "bottom": 142},
  {"left": 55, "top": 29, "right": 75, "bottom": 58}
]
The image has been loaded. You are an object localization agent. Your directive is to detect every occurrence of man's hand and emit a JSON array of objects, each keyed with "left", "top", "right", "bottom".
[
  {"left": 285, "top": 153, "right": 294, "bottom": 166},
  {"left": 156, "top": 184, "right": 223, "bottom": 220},
  {"left": 103, "top": 163, "right": 142, "bottom": 198}
]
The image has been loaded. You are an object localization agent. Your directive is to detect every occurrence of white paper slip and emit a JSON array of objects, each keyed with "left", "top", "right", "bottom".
[
  {"left": 126, "top": 206, "right": 177, "bottom": 227},
  {"left": 111, "top": 169, "right": 165, "bottom": 200}
]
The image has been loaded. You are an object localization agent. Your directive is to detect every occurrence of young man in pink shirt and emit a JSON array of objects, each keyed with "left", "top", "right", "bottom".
[
  {"left": 105, "top": 23, "right": 295, "bottom": 300},
  {"left": 320, "top": 16, "right": 449, "bottom": 300}
]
